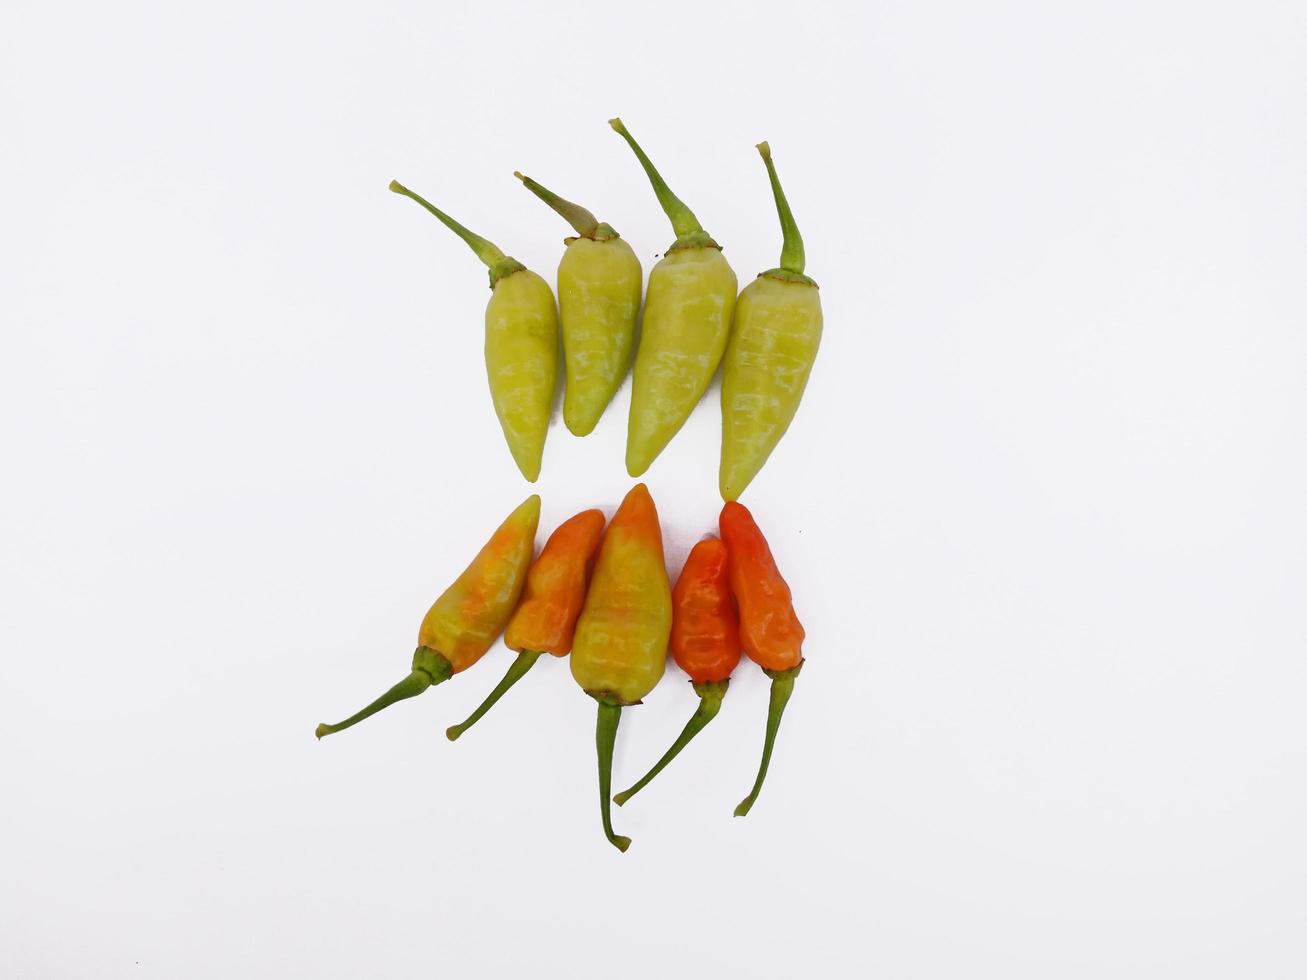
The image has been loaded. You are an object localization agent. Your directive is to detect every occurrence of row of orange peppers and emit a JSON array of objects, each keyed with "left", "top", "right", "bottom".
[{"left": 315, "top": 485, "right": 804, "bottom": 851}]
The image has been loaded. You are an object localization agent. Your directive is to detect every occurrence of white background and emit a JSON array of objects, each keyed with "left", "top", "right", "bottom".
[{"left": 3, "top": 1, "right": 1305, "bottom": 976}]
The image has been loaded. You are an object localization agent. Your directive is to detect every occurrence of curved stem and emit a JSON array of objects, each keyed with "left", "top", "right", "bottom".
[
  {"left": 608, "top": 118, "right": 703, "bottom": 240},
  {"left": 614, "top": 680, "right": 727, "bottom": 805},
  {"left": 446, "top": 649, "right": 543, "bottom": 741},
  {"left": 734, "top": 663, "right": 802, "bottom": 816},
  {"left": 595, "top": 700, "right": 631, "bottom": 852},
  {"left": 514, "top": 172, "right": 601, "bottom": 238},
  {"left": 756, "top": 142, "right": 805, "bottom": 276},
  {"left": 316, "top": 670, "right": 434, "bottom": 739},
  {"left": 389, "top": 179, "right": 525, "bottom": 286}
]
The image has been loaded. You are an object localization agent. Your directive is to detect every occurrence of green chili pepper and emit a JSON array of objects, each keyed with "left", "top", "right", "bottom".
[
  {"left": 514, "top": 172, "right": 642, "bottom": 437},
  {"left": 719, "top": 143, "right": 823, "bottom": 501},
  {"left": 390, "top": 180, "right": 558, "bottom": 482},
  {"left": 608, "top": 119, "right": 737, "bottom": 477}
]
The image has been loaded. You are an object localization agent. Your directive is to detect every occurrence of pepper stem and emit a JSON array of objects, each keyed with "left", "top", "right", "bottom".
[
  {"left": 445, "top": 649, "right": 543, "bottom": 741},
  {"left": 734, "top": 662, "right": 802, "bottom": 816},
  {"left": 514, "top": 172, "right": 603, "bottom": 238},
  {"left": 389, "top": 179, "right": 525, "bottom": 287},
  {"left": 595, "top": 700, "right": 631, "bottom": 852},
  {"left": 315, "top": 649, "right": 455, "bottom": 739},
  {"left": 608, "top": 118, "right": 704, "bottom": 242},
  {"left": 756, "top": 142, "right": 805, "bottom": 276},
  {"left": 614, "top": 680, "right": 727, "bottom": 806}
]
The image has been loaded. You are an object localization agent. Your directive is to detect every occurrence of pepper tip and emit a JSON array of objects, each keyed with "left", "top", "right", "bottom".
[
  {"left": 612, "top": 790, "right": 631, "bottom": 807},
  {"left": 444, "top": 725, "right": 463, "bottom": 741},
  {"left": 512, "top": 170, "right": 525, "bottom": 182},
  {"left": 608, "top": 117, "right": 626, "bottom": 134},
  {"left": 610, "top": 835, "right": 632, "bottom": 853},
  {"left": 756, "top": 141, "right": 771, "bottom": 160},
  {"left": 387, "top": 179, "right": 406, "bottom": 194},
  {"left": 733, "top": 798, "right": 754, "bottom": 817},
  {"left": 314, "top": 723, "right": 331, "bottom": 740}
]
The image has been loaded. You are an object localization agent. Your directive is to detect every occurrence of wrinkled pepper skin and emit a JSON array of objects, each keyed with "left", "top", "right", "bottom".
[
  {"left": 446, "top": 507, "right": 606, "bottom": 741},
  {"left": 418, "top": 494, "right": 543, "bottom": 672},
  {"left": 557, "top": 237, "right": 642, "bottom": 435},
  {"left": 609, "top": 118, "right": 737, "bottom": 477},
  {"left": 670, "top": 537, "right": 741, "bottom": 684},
  {"left": 515, "top": 172, "right": 641, "bottom": 437},
  {"left": 390, "top": 180, "right": 558, "bottom": 482},
  {"left": 612, "top": 536, "right": 740, "bottom": 807},
  {"left": 571, "top": 484, "right": 671, "bottom": 704},
  {"left": 314, "top": 495, "right": 540, "bottom": 740},
  {"left": 719, "top": 501, "right": 804, "bottom": 816},
  {"left": 504, "top": 508, "right": 607, "bottom": 657},
  {"left": 484, "top": 269, "right": 559, "bottom": 481},
  {"left": 719, "top": 142, "right": 823, "bottom": 501},
  {"left": 628, "top": 248, "right": 737, "bottom": 475},
  {"left": 719, "top": 501, "right": 804, "bottom": 672}
]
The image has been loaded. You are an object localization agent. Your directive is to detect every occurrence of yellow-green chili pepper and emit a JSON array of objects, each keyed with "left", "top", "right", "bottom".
[
  {"left": 570, "top": 483, "right": 672, "bottom": 851},
  {"left": 719, "top": 143, "right": 823, "bottom": 501},
  {"left": 514, "top": 172, "right": 642, "bottom": 437},
  {"left": 314, "top": 495, "right": 541, "bottom": 739},
  {"left": 390, "top": 180, "right": 558, "bottom": 482},
  {"left": 608, "top": 119, "right": 737, "bottom": 477}
]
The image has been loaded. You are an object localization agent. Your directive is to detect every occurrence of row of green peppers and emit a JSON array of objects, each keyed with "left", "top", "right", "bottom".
[
  {"left": 390, "top": 119, "right": 822, "bottom": 501},
  {"left": 316, "top": 485, "right": 805, "bottom": 851}
]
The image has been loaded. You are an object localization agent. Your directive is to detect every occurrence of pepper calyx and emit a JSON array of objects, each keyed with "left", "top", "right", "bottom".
[
  {"left": 759, "top": 269, "right": 818, "bottom": 287},
  {"left": 586, "top": 689, "right": 643, "bottom": 707},
  {"left": 488, "top": 258, "right": 528, "bottom": 289},
  {"left": 667, "top": 230, "right": 722, "bottom": 252},
  {"left": 411, "top": 645, "right": 456, "bottom": 683}
]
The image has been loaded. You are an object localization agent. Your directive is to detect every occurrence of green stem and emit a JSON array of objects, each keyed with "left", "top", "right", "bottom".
[
  {"left": 445, "top": 649, "right": 543, "bottom": 741},
  {"left": 315, "top": 648, "right": 455, "bottom": 739},
  {"left": 608, "top": 117, "right": 706, "bottom": 245},
  {"left": 614, "top": 680, "right": 728, "bottom": 806},
  {"left": 595, "top": 700, "right": 631, "bottom": 852},
  {"left": 756, "top": 142, "right": 805, "bottom": 276},
  {"left": 514, "top": 172, "right": 608, "bottom": 239},
  {"left": 389, "top": 179, "right": 525, "bottom": 287},
  {"left": 734, "top": 662, "right": 803, "bottom": 816}
]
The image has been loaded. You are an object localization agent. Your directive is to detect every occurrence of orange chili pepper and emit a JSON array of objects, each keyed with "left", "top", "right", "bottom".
[
  {"left": 314, "top": 495, "right": 540, "bottom": 739},
  {"left": 614, "top": 536, "right": 740, "bottom": 805},
  {"left": 719, "top": 500, "right": 805, "bottom": 816},
  {"left": 446, "top": 508, "right": 606, "bottom": 741}
]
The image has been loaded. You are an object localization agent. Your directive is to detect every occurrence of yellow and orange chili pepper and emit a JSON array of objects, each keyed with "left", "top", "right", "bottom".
[
  {"left": 315, "top": 495, "right": 540, "bottom": 739},
  {"left": 445, "top": 508, "right": 606, "bottom": 740},
  {"left": 719, "top": 501, "right": 805, "bottom": 815},
  {"left": 570, "top": 484, "right": 671, "bottom": 851}
]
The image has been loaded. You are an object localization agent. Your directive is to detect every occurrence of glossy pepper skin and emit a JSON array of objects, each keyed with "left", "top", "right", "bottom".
[
  {"left": 719, "top": 501, "right": 805, "bottom": 816},
  {"left": 614, "top": 536, "right": 740, "bottom": 806},
  {"left": 719, "top": 143, "right": 823, "bottom": 501},
  {"left": 445, "top": 508, "right": 606, "bottom": 741},
  {"left": 609, "top": 119, "right": 737, "bottom": 477},
  {"left": 571, "top": 483, "right": 672, "bottom": 851},
  {"left": 515, "top": 172, "right": 641, "bottom": 436},
  {"left": 314, "top": 495, "right": 540, "bottom": 739},
  {"left": 390, "top": 180, "right": 557, "bottom": 482}
]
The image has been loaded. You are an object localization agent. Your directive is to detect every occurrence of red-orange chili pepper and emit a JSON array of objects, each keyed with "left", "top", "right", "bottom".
[
  {"left": 314, "top": 495, "right": 540, "bottom": 739},
  {"left": 445, "top": 508, "right": 606, "bottom": 740},
  {"left": 719, "top": 500, "right": 805, "bottom": 816},
  {"left": 613, "top": 536, "right": 740, "bottom": 805}
]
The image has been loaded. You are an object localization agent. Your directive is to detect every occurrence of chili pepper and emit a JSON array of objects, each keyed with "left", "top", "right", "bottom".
[
  {"left": 315, "top": 495, "right": 540, "bottom": 739},
  {"left": 514, "top": 172, "right": 642, "bottom": 437},
  {"left": 390, "top": 180, "right": 558, "bottom": 482},
  {"left": 719, "top": 142, "right": 823, "bottom": 501},
  {"left": 613, "top": 536, "right": 739, "bottom": 806},
  {"left": 608, "top": 119, "right": 738, "bottom": 477},
  {"left": 445, "top": 507, "right": 606, "bottom": 740},
  {"left": 570, "top": 483, "right": 672, "bottom": 851},
  {"left": 719, "top": 500, "right": 805, "bottom": 816}
]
